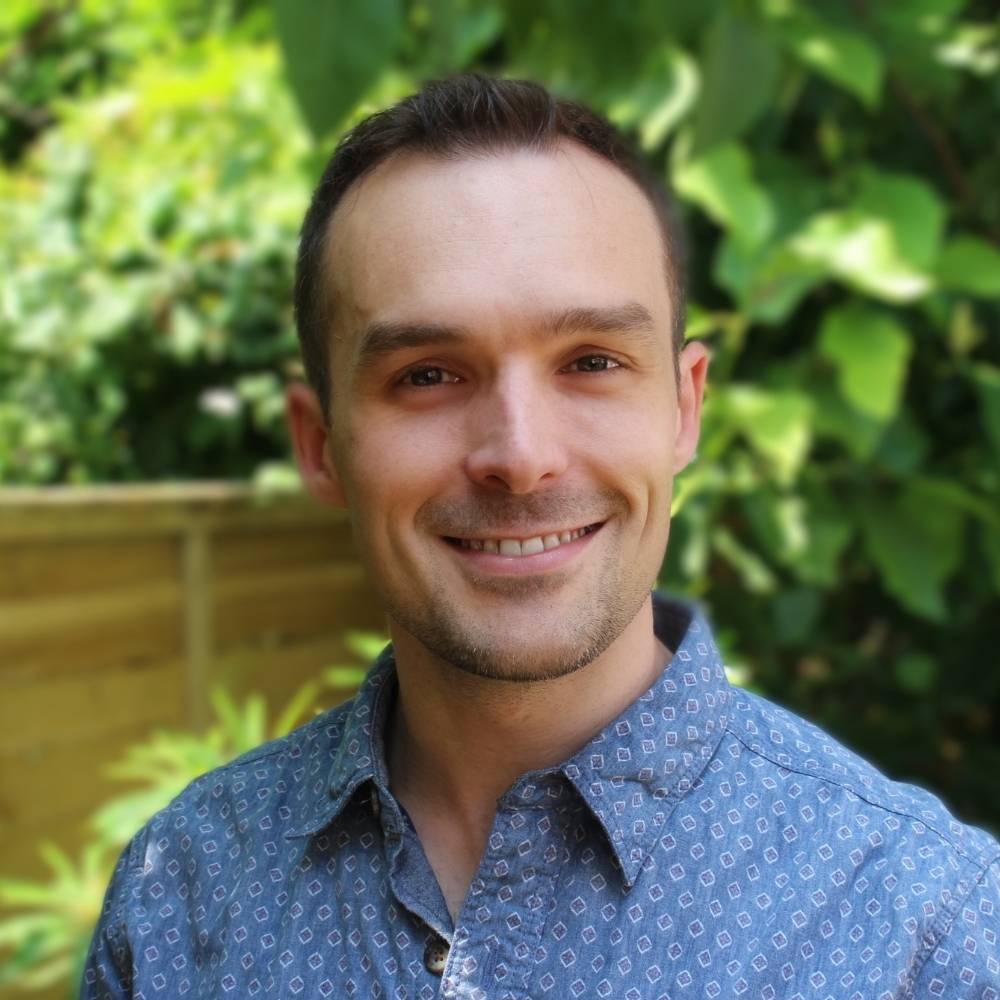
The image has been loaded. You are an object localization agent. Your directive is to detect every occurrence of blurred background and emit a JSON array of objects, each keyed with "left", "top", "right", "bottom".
[{"left": 1, "top": 0, "right": 999, "bottom": 995}]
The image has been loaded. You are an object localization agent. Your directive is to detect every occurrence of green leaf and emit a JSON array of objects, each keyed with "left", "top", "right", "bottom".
[
  {"left": 982, "top": 524, "right": 1000, "bottom": 596},
  {"left": 712, "top": 525, "right": 777, "bottom": 593},
  {"left": 936, "top": 237, "right": 1000, "bottom": 297},
  {"left": 858, "top": 483, "right": 964, "bottom": 620},
  {"left": 273, "top": 0, "right": 404, "bottom": 138},
  {"left": 766, "top": 5, "right": 884, "bottom": 108},
  {"left": 854, "top": 169, "right": 945, "bottom": 271},
  {"left": 714, "top": 237, "right": 823, "bottom": 322},
  {"left": 725, "top": 386, "right": 812, "bottom": 484},
  {"left": 970, "top": 363, "right": 1000, "bottom": 459},
  {"left": 818, "top": 303, "right": 912, "bottom": 421},
  {"left": 606, "top": 45, "right": 700, "bottom": 152},
  {"left": 773, "top": 586, "right": 822, "bottom": 644},
  {"left": 786, "top": 488, "right": 853, "bottom": 588},
  {"left": 790, "top": 210, "right": 930, "bottom": 301},
  {"left": 410, "top": 0, "right": 504, "bottom": 74},
  {"left": 673, "top": 142, "right": 774, "bottom": 248},
  {"left": 345, "top": 630, "right": 390, "bottom": 660},
  {"left": 894, "top": 653, "right": 937, "bottom": 694},
  {"left": 873, "top": 414, "right": 930, "bottom": 476},
  {"left": 743, "top": 491, "right": 807, "bottom": 565},
  {"left": 503, "top": 0, "right": 666, "bottom": 94},
  {"left": 809, "top": 380, "right": 884, "bottom": 460},
  {"left": 790, "top": 170, "right": 945, "bottom": 302},
  {"left": 690, "top": 8, "right": 781, "bottom": 154}
]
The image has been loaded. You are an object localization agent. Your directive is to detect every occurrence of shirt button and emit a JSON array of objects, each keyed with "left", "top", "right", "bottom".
[{"left": 423, "top": 937, "right": 449, "bottom": 975}]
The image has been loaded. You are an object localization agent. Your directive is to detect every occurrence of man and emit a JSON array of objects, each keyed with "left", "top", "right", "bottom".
[{"left": 83, "top": 75, "right": 999, "bottom": 999}]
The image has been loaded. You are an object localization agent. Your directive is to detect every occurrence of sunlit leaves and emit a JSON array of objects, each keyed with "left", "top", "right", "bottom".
[
  {"left": 790, "top": 171, "right": 945, "bottom": 302},
  {"left": 763, "top": 2, "right": 884, "bottom": 108},
  {"left": 788, "top": 489, "right": 854, "bottom": 588},
  {"left": 712, "top": 524, "right": 777, "bottom": 593},
  {"left": 606, "top": 45, "right": 700, "bottom": 152},
  {"left": 722, "top": 386, "right": 812, "bottom": 485},
  {"left": 818, "top": 304, "right": 912, "bottom": 422},
  {"left": 673, "top": 142, "right": 774, "bottom": 249}
]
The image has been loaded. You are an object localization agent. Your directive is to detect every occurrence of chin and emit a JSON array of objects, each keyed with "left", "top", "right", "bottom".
[
  {"left": 386, "top": 582, "right": 647, "bottom": 684},
  {"left": 433, "top": 635, "right": 610, "bottom": 684}
]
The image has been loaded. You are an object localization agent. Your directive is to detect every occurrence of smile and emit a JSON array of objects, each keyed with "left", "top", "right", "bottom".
[{"left": 443, "top": 522, "right": 604, "bottom": 558}]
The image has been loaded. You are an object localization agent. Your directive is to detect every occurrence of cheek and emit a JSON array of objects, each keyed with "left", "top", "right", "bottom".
[
  {"left": 343, "top": 409, "right": 457, "bottom": 516},
  {"left": 574, "top": 394, "right": 676, "bottom": 469}
]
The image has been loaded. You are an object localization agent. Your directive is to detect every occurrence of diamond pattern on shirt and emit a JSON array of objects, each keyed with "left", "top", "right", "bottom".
[{"left": 82, "top": 592, "right": 1000, "bottom": 999}]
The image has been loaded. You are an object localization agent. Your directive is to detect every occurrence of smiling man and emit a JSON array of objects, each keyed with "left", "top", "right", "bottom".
[{"left": 83, "top": 75, "right": 999, "bottom": 1000}]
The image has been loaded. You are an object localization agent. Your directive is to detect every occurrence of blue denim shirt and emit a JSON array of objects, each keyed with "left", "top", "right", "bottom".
[{"left": 83, "top": 593, "right": 1000, "bottom": 999}]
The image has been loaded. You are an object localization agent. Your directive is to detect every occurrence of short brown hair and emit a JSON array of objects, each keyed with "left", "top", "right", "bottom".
[{"left": 294, "top": 73, "right": 687, "bottom": 417}]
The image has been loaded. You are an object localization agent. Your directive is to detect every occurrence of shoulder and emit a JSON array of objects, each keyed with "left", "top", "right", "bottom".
[
  {"left": 153, "top": 694, "right": 357, "bottom": 836},
  {"left": 82, "top": 691, "right": 367, "bottom": 995},
  {"left": 723, "top": 685, "right": 1000, "bottom": 868},
  {"left": 114, "top": 691, "right": 360, "bottom": 884},
  {"left": 710, "top": 688, "right": 1000, "bottom": 995}
]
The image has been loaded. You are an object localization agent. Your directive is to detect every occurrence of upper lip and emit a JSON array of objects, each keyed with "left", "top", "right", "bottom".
[{"left": 443, "top": 521, "right": 604, "bottom": 542}]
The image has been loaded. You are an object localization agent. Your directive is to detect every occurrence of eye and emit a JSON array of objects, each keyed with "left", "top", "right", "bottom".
[
  {"left": 399, "top": 366, "right": 461, "bottom": 388},
  {"left": 563, "top": 354, "right": 623, "bottom": 374}
]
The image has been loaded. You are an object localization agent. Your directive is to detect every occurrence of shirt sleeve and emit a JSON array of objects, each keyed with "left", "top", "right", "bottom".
[
  {"left": 78, "top": 833, "right": 144, "bottom": 1000},
  {"left": 908, "top": 856, "right": 1000, "bottom": 999}
]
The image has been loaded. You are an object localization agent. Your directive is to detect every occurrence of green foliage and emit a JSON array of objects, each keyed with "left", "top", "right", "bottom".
[
  {"left": 1, "top": 1, "right": 308, "bottom": 484},
  {"left": 273, "top": 0, "right": 404, "bottom": 138},
  {"left": 0, "top": 842, "right": 109, "bottom": 994},
  {"left": 2, "top": 8, "right": 999, "bottom": 995}
]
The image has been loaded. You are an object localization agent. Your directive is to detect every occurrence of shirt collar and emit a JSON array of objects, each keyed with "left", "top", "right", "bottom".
[
  {"left": 285, "top": 592, "right": 733, "bottom": 888},
  {"left": 556, "top": 593, "right": 732, "bottom": 885}
]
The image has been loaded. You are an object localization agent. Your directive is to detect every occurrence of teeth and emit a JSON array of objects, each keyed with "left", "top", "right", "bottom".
[{"left": 458, "top": 525, "right": 597, "bottom": 556}]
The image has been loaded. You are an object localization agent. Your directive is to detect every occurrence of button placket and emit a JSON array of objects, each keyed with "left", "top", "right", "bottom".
[{"left": 443, "top": 785, "right": 568, "bottom": 998}]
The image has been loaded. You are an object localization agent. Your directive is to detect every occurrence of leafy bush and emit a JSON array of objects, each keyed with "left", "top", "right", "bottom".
[{"left": 2, "top": 0, "right": 998, "bottom": 887}]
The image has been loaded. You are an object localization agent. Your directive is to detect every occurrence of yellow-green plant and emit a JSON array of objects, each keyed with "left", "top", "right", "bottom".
[{"left": 0, "top": 631, "right": 385, "bottom": 996}]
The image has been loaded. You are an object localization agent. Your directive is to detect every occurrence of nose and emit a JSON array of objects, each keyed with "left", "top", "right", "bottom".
[{"left": 463, "top": 370, "right": 569, "bottom": 493}]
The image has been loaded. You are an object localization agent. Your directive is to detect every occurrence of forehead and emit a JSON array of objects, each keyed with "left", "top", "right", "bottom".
[{"left": 324, "top": 142, "right": 672, "bottom": 356}]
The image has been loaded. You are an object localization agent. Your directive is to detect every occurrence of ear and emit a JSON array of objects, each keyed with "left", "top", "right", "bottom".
[
  {"left": 672, "top": 340, "right": 710, "bottom": 474},
  {"left": 285, "top": 381, "right": 348, "bottom": 508}
]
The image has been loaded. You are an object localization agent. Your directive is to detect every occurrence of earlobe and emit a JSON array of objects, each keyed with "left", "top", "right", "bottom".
[
  {"left": 672, "top": 341, "right": 710, "bottom": 475},
  {"left": 285, "top": 382, "right": 348, "bottom": 508}
]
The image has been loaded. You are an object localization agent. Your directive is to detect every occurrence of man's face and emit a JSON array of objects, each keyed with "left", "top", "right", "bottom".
[{"left": 303, "top": 142, "right": 706, "bottom": 682}]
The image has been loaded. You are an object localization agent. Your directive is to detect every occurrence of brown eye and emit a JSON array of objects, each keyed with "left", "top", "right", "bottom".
[
  {"left": 401, "top": 367, "right": 459, "bottom": 387},
  {"left": 567, "top": 355, "right": 622, "bottom": 373}
]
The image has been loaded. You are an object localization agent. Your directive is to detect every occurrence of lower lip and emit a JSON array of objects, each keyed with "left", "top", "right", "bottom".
[{"left": 441, "top": 523, "right": 605, "bottom": 576}]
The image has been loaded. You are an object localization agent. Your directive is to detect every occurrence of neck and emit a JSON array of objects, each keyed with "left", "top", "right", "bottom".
[{"left": 385, "top": 595, "right": 670, "bottom": 830}]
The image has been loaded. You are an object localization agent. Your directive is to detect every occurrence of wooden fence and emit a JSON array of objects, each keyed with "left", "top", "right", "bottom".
[{"left": 0, "top": 483, "right": 385, "bottom": 885}]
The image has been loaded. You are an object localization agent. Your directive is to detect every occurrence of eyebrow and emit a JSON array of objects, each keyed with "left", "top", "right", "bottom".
[{"left": 353, "top": 301, "right": 659, "bottom": 370}]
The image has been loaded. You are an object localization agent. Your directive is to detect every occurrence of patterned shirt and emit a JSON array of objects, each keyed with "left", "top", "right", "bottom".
[{"left": 82, "top": 592, "right": 1000, "bottom": 999}]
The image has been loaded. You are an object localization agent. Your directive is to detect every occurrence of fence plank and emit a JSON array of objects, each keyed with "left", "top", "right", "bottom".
[{"left": 0, "top": 484, "right": 382, "bottom": 887}]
